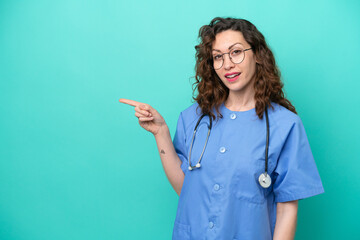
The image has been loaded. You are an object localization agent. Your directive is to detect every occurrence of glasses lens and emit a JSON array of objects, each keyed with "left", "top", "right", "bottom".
[
  {"left": 213, "top": 55, "right": 223, "bottom": 70},
  {"left": 230, "top": 49, "right": 245, "bottom": 64}
]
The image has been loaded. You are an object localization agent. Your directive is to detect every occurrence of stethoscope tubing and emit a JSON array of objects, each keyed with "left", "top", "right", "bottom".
[
  {"left": 265, "top": 106, "right": 269, "bottom": 174},
  {"left": 188, "top": 114, "right": 212, "bottom": 169},
  {"left": 188, "top": 105, "right": 270, "bottom": 187}
]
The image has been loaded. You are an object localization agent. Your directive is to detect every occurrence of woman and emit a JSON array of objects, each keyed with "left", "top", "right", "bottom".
[{"left": 120, "top": 17, "right": 324, "bottom": 240}]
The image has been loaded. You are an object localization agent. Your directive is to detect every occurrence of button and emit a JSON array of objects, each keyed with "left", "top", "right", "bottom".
[
  {"left": 213, "top": 184, "right": 220, "bottom": 191},
  {"left": 208, "top": 221, "right": 214, "bottom": 229},
  {"left": 219, "top": 147, "right": 226, "bottom": 153},
  {"left": 230, "top": 113, "right": 237, "bottom": 119}
]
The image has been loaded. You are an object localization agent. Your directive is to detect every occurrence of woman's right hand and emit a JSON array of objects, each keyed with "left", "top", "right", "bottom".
[{"left": 119, "top": 98, "right": 167, "bottom": 136}]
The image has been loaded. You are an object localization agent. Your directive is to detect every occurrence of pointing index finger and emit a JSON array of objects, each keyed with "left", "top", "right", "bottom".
[{"left": 119, "top": 98, "right": 142, "bottom": 107}]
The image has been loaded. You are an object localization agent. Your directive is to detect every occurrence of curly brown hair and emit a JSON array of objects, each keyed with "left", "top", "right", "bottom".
[{"left": 192, "top": 17, "right": 297, "bottom": 121}]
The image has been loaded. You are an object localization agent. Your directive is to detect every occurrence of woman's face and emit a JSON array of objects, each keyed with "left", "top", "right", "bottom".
[{"left": 211, "top": 30, "right": 258, "bottom": 94}]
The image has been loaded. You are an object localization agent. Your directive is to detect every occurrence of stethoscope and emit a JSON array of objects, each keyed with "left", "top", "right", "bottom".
[{"left": 187, "top": 105, "right": 272, "bottom": 188}]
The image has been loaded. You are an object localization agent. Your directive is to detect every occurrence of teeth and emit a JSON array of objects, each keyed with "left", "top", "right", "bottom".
[{"left": 226, "top": 73, "right": 240, "bottom": 78}]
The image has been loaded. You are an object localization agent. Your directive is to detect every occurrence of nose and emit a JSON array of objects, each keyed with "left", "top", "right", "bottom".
[{"left": 223, "top": 53, "right": 234, "bottom": 70}]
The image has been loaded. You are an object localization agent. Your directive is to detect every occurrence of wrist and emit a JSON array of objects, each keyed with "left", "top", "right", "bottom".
[{"left": 154, "top": 124, "right": 169, "bottom": 138}]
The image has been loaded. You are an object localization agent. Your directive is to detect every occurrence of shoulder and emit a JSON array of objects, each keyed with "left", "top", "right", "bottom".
[
  {"left": 268, "top": 101, "right": 304, "bottom": 137},
  {"left": 268, "top": 101, "right": 299, "bottom": 122},
  {"left": 177, "top": 102, "right": 203, "bottom": 130}
]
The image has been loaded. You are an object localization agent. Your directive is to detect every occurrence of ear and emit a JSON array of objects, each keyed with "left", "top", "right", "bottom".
[{"left": 255, "top": 55, "right": 261, "bottom": 65}]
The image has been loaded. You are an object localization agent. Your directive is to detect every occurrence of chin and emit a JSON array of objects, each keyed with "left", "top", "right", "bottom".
[{"left": 224, "top": 81, "right": 245, "bottom": 90}]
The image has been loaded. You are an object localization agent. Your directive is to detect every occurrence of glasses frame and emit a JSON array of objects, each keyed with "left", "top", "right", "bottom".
[{"left": 212, "top": 47, "right": 252, "bottom": 70}]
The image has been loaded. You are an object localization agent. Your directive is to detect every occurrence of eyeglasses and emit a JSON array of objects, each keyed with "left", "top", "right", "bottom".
[{"left": 212, "top": 47, "right": 252, "bottom": 70}]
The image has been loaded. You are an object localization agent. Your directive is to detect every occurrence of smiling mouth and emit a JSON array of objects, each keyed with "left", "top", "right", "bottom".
[{"left": 225, "top": 73, "right": 241, "bottom": 79}]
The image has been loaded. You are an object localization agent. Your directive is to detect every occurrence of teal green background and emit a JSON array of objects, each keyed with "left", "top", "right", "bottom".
[{"left": 1, "top": 0, "right": 359, "bottom": 239}]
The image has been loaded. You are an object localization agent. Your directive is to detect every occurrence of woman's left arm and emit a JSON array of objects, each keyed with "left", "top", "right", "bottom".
[{"left": 273, "top": 200, "right": 298, "bottom": 240}]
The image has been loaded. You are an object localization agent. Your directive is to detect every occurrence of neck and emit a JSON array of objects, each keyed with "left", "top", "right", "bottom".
[{"left": 225, "top": 89, "right": 255, "bottom": 111}]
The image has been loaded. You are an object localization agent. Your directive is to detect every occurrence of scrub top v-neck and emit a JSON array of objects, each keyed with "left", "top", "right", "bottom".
[{"left": 171, "top": 101, "right": 324, "bottom": 240}]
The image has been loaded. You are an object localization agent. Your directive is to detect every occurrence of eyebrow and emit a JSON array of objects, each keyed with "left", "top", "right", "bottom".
[{"left": 212, "top": 42, "right": 244, "bottom": 52}]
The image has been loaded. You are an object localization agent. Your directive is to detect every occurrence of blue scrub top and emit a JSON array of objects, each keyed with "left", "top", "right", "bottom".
[{"left": 172, "top": 101, "right": 324, "bottom": 240}]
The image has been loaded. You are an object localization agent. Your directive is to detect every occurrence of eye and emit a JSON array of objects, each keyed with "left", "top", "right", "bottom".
[
  {"left": 231, "top": 49, "right": 243, "bottom": 56},
  {"left": 213, "top": 55, "right": 222, "bottom": 60}
]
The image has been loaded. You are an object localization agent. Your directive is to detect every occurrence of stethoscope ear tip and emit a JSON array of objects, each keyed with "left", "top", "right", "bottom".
[{"left": 188, "top": 163, "right": 201, "bottom": 171}]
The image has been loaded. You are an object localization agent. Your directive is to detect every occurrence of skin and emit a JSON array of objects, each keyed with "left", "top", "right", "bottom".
[
  {"left": 212, "top": 30, "right": 258, "bottom": 111},
  {"left": 273, "top": 200, "right": 298, "bottom": 240},
  {"left": 120, "top": 29, "right": 298, "bottom": 239},
  {"left": 119, "top": 98, "right": 184, "bottom": 195}
]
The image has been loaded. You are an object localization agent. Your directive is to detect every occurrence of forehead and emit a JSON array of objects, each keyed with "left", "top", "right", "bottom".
[{"left": 212, "top": 30, "right": 248, "bottom": 51}]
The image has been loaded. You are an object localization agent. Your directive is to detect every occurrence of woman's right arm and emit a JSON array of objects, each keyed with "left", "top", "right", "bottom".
[
  {"left": 154, "top": 125, "right": 185, "bottom": 196},
  {"left": 119, "top": 98, "right": 185, "bottom": 196}
]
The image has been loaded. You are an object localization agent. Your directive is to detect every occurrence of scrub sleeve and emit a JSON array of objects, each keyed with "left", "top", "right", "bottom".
[
  {"left": 173, "top": 112, "right": 189, "bottom": 174},
  {"left": 273, "top": 116, "right": 324, "bottom": 202}
]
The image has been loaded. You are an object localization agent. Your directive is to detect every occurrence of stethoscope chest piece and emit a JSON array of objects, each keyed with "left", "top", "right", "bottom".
[{"left": 258, "top": 173, "right": 271, "bottom": 188}]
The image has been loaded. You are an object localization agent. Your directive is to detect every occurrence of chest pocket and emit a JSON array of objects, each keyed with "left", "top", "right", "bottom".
[
  {"left": 172, "top": 221, "right": 191, "bottom": 240},
  {"left": 230, "top": 157, "right": 273, "bottom": 204}
]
